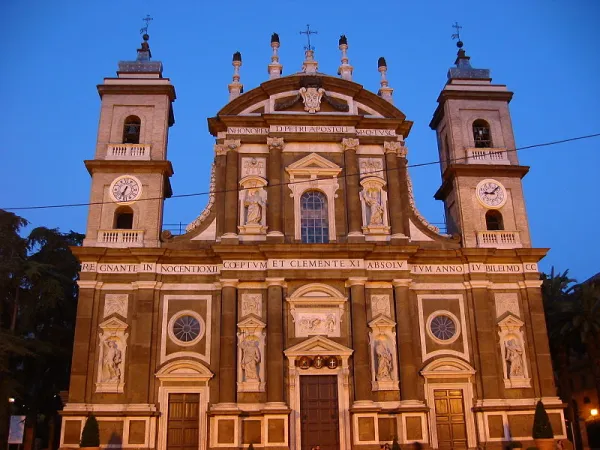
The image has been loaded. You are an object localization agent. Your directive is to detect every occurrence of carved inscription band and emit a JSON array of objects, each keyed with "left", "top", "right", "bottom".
[
  {"left": 225, "top": 126, "right": 397, "bottom": 137},
  {"left": 80, "top": 260, "right": 539, "bottom": 274}
]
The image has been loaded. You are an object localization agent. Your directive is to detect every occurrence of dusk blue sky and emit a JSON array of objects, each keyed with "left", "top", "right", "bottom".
[{"left": 1, "top": 1, "right": 598, "bottom": 282}]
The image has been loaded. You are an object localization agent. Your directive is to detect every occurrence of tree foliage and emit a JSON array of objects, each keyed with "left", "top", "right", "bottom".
[
  {"left": 80, "top": 415, "right": 100, "bottom": 447},
  {"left": 0, "top": 209, "right": 84, "bottom": 448},
  {"left": 532, "top": 400, "right": 554, "bottom": 439}
]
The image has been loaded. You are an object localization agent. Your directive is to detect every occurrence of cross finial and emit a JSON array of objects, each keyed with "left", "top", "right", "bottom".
[
  {"left": 140, "top": 14, "right": 153, "bottom": 36},
  {"left": 300, "top": 24, "right": 318, "bottom": 51},
  {"left": 451, "top": 22, "right": 464, "bottom": 48}
]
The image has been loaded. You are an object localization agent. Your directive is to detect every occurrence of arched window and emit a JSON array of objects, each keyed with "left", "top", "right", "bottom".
[
  {"left": 114, "top": 206, "right": 134, "bottom": 230},
  {"left": 473, "top": 119, "right": 492, "bottom": 148},
  {"left": 300, "top": 191, "right": 329, "bottom": 243},
  {"left": 485, "top": 210, "right": 504, "bottom": 231},
  {"left": 122, "top": 116, "right": 141, "bottom": 144}
]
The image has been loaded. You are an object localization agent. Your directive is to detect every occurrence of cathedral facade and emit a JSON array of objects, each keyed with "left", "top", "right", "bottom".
[{"left": 59, "top": 32, "right": 565, "bottom": 450}]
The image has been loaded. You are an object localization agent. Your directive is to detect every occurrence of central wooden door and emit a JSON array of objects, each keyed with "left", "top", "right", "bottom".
[
  {"left": 434, "top": 389, "right": 468, "bottom": 449},
  {"left": 167, "top": 393, "right": 200, "bottom": 450},
  {"left": 300, "top": 375, "right": 339, "bottom": 450}
]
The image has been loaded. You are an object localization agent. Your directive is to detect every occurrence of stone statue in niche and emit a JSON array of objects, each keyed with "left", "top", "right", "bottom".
[
  {"left": 375, "top": 340, "right": 393, "bottom": 381},
  {"left": 505, "top": 338, "right": 524, "bottom": 378},
  {"left": 101, "top": 338, "right": 123, "bottom": 383},
  {"left": 365, "top": 188, "right": 384, "bottom": 225},
  {"left": 241, "top": 336, "right": 261, "bottom": 381},
  {"left": 244, "top": 188, "right": 264, "bottom": 225}
]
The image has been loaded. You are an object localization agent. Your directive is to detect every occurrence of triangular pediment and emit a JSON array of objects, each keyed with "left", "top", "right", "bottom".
[
  {"left": 286, "top": 153, "right": 342, "bottom": 177},
  {"left": 368, "top": 315, "right": 397, "bottom": 328},
  {"left": 98, "top": 316, "right": 128, "bottom": 331},
  {"left": 237, "top": 316, "right": 266, "bottom": 329},
  {"left": 284, "top": 335, "right": 353, "bottom": 357},
  {"left": 497, "top": 313, "right": 524, "bottom": 328}
]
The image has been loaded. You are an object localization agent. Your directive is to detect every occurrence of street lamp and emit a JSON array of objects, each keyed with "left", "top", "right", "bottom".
[
  {"left": 591, "top": 408, "right": 598, "bottom": 417},
  {"left": 8, "top": 398, "right": 15, "bottom": 403}
]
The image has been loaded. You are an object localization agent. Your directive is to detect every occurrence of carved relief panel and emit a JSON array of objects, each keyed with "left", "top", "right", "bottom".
[
  {"left": 359, "top": 177, "right": 390, "bottom": 236},
  {"left": 494, "top": 293, "right": 520, "bottom": 318},
  {"left": 287, "top": 284, "right": 347, "bottom": 338},
  {"left": 237, "top": 317, "right": 266, "bottom": 392},
  {"left": 103, "top": 293, "right": 128, "bottom": 319},
  {"left": 359, "top": 158, "right": 385, "bottom": 179},
  {"left": 238, "top": 176, "right": 268, "bottom": 237},
  {"left": 241, "top": 157, "right": 267, "bottom": 178},
  {"left": 368, "top": 316, "right": 399, "bottom": 391},
  {"left": 96, "top": 317, "right": 128, "bottom": 393},
  {"left": 370, "top": 294, "right": 391, "bottom": 318},
  {"left": 497, "top": 315, "right": 531, "bottom": 388},
  {"left": 241, "top": 293, "right": 262, "bottom": 318}
]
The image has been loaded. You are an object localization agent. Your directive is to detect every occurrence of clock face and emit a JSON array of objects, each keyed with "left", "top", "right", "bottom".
[
  {"left": 110, "top": 175, "right": 142, "bottom": 204},
  {"left": 476, "top": 179, "right": 507, "bottom": 208}
]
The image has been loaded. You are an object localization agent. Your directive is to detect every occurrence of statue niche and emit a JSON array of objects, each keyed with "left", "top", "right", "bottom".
[
  {"left": 237, "top": 317, "right": 266, "bottom": 392},
  {"left": 95, "top": 317, "right": 128, "bottom": 393},
  {"left": 238, "top": 176, "right": 268, "bottom": 237},
  {"left": 368, "top": 315, "right": 399, "bottom": 391},
  {"left": 497, "top": 314, "right": 531, "bottom": 389},
  {"left": 359, "top": 177, "right": 390, "bottom": 237}
]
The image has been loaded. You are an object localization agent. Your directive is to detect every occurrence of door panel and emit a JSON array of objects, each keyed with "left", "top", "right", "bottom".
[
  {"left": 167, "top": 393, "right": 200, "bottom": 450},
  {"left": 434, "top": 389, "right": 468, "bottom": 450},
  {"left": 300, "top": 375, "right": 339, "bottom": 450}
]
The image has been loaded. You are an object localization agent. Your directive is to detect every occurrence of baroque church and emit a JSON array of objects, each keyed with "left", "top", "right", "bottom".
[{"left": 59, "top": 29, "right": 566, "bottom": 450}]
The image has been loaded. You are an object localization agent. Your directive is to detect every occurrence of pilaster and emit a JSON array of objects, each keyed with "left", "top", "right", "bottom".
[
  {"left": 223, "top": 140, "right": 241, "bottom": 242},
  {"left": 342, "top": 138, "right": 364, "bottom": 242},
  {"left": 266, "top": 278, "right": 286, "bottom": 407},
  {"left": 392, "top": 279, "right": 419, "bottom": 402},
  {"left": 347, "top": 277, "right": 372, "bottom": 404},
  {"left": 219, "top": 279, "right": 239, "bottom": 405},
  {"left": 384, "top": 142, "right": 408, "bottom": 241},
  {"left": 267, "top": 137, "right": 285, "bottom": 243},
  {"left": 215, "top": 144, "right": 228, "bottom": 239}
]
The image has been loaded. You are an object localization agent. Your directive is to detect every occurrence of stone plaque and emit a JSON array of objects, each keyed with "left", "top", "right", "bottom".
[
  {"left": 371, "top": 294, "right": 391, "bottom": 318},
  {"left": 241, "top": 293, "right": 262, "bottom": 318},
  {"left": 359, "top": 158, "right": 384, "bottom": 179}
]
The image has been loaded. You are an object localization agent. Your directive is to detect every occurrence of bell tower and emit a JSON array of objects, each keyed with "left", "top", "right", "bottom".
[
  {"left": 430, "top": 40, "right": 531, "bottom": 249},
  {"left": 83, "top": 30, "right": 175, "bottom": 248}
]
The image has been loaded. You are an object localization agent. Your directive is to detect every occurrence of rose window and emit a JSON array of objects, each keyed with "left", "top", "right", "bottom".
[
  {"left": 429, "top": 315, "right": 457, "bottom": 341},
  {"left": 172, "top": 315, "right": 202, "bottom": 343}
]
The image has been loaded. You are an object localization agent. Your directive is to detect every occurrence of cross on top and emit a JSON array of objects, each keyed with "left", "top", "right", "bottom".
[
  {"left": 451, "top": 22, "right": 462, "bottom": 42},
  {"left": 140, "top": 14, "right": 153, "bottom": 35},
  {"left": 300, "top": 24, "right": 318, "bottom": 51}
]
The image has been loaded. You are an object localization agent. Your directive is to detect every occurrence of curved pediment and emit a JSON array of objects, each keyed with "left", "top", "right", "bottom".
[{"left": 208, "top": 73, "right": 413, "bottom": 137}]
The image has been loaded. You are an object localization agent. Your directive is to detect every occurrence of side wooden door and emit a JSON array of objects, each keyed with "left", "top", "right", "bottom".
[{"left": 434, "top": 389, "right": 468, "bottom": 449}]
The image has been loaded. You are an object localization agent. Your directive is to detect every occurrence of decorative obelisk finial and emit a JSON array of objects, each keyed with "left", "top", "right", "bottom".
[
  {"left": 228, "top": 52, "right": 243, "bottom": 101},
  {"left": 300, "top": 24, "right": 318, "bottom": 74},
  {"left": 377, "top": 57, "right": 394, "bottom": 104},
  {"left": 337, "top": 35, "right": 353, "bottom": 81},
  {"left": 268, "top": 33, "right": 283, "bottom": 79}
]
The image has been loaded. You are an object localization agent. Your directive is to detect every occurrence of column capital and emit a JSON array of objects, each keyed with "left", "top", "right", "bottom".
[
  {"left": 220, "top": 279, "right": 240, "bottom": 288},
  {"left": 76, "top": 280, "right": 99, "bottom": 289},
  {"left": 224, "top": 139, "right": 241, "bottom": 152},
  {"left": 340, "top": 137, "right": 359, "bottom": 152},
  {"left": 266, "top": 277, "right": 287, "bottom": 288},
  {"left": 345, "top": 277, "right": 368, "bottom": 287},
  {"left": 267, "top": 136, "right": 285, "bottom": 151},
  {"left": 214, "top": 143, "right": 227, "bottom": 156},
  {"left": 392, "top": 279, "right": 412, "bottom": 288},
  {"left": 384, "top": 140, "right": 406, "bottom": 155}
]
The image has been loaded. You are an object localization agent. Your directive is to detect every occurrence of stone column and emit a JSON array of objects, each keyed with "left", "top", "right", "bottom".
[
  {"left": 223, "top": 140, "right": 240, "bottom": 239},
  {"left": 393, "top": 279, "right": 420, "bottom": 402},
  {"left": 384, "top": 141, "right": 407, "bottom": 239},
  {"left": 266, "top": 278, "right": 286, "bottom": 406},
  {"left": 219, "top": 279, "right": 238, "bottom": 405},
  {"left": 267, "top": 137, "right": 285, "bottom": 242},
  {"left": 214, "top": 144, "right": 228, "bottom": 238},
  {"left": 348, "top": 277, "right": 372, "bottom": 404},
  {"left": 342, "top": 138, "right": 363, "bottom": 241}
]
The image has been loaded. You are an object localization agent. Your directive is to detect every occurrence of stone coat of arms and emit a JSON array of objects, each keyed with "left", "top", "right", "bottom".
[{"left": 299, "top": 86, "right": 325, "bottom": 113}]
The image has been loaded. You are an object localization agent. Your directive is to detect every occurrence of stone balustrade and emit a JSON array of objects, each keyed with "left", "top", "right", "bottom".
[
  {"left": 477, "top": 231, "right": 522, "bottom": 249},
  {"left": 466, "top": 147, "right": 510, "bottom": 165},
  {"left": 106, "top": 144, "right": 151, "bottom": 160},
  {"left": 97, "top": 230, "right": 145, "bottom": 247}
]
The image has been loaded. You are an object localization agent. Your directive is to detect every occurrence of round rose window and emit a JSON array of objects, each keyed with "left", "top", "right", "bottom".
[
  {"left": 172, "top": 315, "right": 202, "bottom": 343},
  {"left": 429, "top": 314, "right": 457, "bottom": 341}
]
